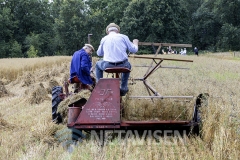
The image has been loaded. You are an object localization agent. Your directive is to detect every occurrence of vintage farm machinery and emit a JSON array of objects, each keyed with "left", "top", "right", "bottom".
[{"left": 52, "top": 42, "right": 208, "bottom": 142}]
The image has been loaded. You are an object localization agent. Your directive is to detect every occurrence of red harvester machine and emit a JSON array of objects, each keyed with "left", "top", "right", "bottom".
[{"left": 52, "top": 55, "right": 208, "bottom": 142}]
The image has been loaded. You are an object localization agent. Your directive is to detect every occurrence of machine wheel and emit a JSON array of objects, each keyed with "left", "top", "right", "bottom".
[
  {"left": 193, "top": 111, "right": 201, "bottom": 136},
  {"left": 192, "top": 93, "right": 209, "bottom": 136},
  {"left": 52, "top": 86, "right": 63, "bottom": 123}
]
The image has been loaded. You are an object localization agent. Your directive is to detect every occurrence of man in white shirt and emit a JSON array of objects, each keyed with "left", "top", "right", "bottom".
[{"left": 96, "top": 23, "right": 139, "bottom": 96}]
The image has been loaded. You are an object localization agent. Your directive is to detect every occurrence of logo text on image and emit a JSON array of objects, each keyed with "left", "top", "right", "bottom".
[{"left": 90, "top": 130, "right": 187, "bottom": 146}]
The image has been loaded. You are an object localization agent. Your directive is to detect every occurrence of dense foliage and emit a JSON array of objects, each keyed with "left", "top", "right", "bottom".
[{"left": 0, "top": 0, "right": 239, "bottom": 58}]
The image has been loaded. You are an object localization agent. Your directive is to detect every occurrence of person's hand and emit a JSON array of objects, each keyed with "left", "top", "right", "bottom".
[
  {"left": 90, "top": 68, "right": 96, "bottom": 78},
  {"left": 133, "top": 39, "right": 139, "bottom": 45},
  {"left": 90, "top": 67, "right": 93, "bottom": 72}
]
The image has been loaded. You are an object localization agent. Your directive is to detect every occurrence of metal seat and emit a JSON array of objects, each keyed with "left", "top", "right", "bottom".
[
  {"left": 68, "top": 76, "right": 81, "bottom": 84},
  {"left": 105, "top": 67, "right": 131, "bottom": 78},
  {"left": 66, "top": 76, "right": 90, "bottom": 94}
]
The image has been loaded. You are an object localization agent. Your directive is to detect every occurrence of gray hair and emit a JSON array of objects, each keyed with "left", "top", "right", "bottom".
[
  {"left": 83, "top": 46, "right": 90, "bottom": 50},
  {"left": 108, "top": 27, "right": 119, "bottom": 32}
]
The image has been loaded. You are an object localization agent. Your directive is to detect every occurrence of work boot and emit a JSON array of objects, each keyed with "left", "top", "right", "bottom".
[{"left": 120, "top": 89, "right": 128, "bottom": 96}]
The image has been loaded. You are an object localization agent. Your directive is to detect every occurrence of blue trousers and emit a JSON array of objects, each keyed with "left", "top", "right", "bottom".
[{"left": 95, "top": 60, "right": 131, "bottom": 92}]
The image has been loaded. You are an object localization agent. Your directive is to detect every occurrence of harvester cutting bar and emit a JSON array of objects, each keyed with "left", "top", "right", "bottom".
[
  {"left": 72, "top": 120, "right": 197, "bottom": 131},
  {"left": 121, "top": 120, "right": 191, "bottom": 125},
  {"left": 72, "top": 120, "right": 195, "bottom": 128}
]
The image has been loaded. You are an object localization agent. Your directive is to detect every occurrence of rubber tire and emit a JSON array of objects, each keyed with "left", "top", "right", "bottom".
[
  {"left": 193, "top": 93, "right": 209, "bottom": 136},
  {"left": 52, "top": 86, "right": 63, "bottom": 123},
  {"left": 194, "top": 111, "right": 201, "bottom": 136}
]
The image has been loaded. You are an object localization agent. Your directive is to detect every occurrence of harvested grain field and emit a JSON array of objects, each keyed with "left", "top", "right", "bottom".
[{"left": 0, "top": 54, "right": 239, "bottom": 159}]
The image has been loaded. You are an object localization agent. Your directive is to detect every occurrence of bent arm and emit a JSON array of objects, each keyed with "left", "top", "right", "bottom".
[
  {"left": 97, "top": 39, "right": 105, "bottom": 56},
  {"left": 124, "top": 36, "right": 138, "bottom": 53}
]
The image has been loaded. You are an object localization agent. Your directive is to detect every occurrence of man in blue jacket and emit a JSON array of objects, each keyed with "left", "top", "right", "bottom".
[{"left": 70, "top": 44, "right": 95, "bottom": 92}]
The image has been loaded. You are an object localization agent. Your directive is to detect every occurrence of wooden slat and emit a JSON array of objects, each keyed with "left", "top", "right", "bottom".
[
  {"left": 129, "top": 96, "right": 194, "bottom": 99},
  {"left": 138, "top": 42, "right": 192, "bottom": 48},
  {"left": 129, "top": 55, "right": 193, "bottom": 62},
  {"left": 155, "top": 45, "right": 161, "bottom": 54}
]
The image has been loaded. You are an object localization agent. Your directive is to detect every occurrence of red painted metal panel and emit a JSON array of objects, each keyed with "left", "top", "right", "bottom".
[
  {"left": 74, "top": 124, "right": 121, "bottom": 129},
  {"left": 68, "top": 107, "right": 81, "bottom": 124},
  {"left": 75, "top": 78, "right": 121, "bottom": 125}
]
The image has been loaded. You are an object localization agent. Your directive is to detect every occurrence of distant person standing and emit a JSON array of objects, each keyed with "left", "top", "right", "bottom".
[
  {"left": 180, "top": 49, "right": 184, "bottom": 55},
  {"left": 194, "top": 47, "right": 198, "bottom": 56},
  {"left": 183, "top": 48, "right": 187, "bottom": 55},
  {"left": 174, "top": 49, "right": 177, "bottom": 54}
]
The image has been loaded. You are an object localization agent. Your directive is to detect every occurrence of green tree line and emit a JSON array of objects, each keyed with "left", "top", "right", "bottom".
[{"left": 0, "top": 0, "right": 239, "bottom": 58}]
